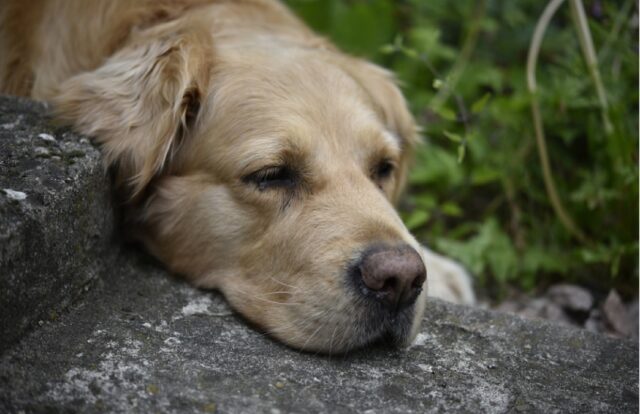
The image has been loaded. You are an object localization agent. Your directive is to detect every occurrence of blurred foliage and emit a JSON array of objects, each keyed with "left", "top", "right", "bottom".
[{"left": 284, "top": 0, "right": 638, "bottom": 298}]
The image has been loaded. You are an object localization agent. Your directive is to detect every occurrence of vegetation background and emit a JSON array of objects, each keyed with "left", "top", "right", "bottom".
[{"left": 283, "top": 0, "right": 638, "bottom": 300}]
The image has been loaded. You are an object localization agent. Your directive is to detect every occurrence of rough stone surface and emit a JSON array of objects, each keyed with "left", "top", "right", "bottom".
[
  {"left": 0, "top": 248, "right": 637, "bottom": 414},
  {"left": 0, "top": 95, "right": 637, "bottom": 413},
  {"left": 0, "top": 95, "right": 114, "bottom": 352}
]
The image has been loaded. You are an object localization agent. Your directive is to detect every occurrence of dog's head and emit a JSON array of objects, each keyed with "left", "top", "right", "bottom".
[{"left": 54, "top": 22, "right": 428, "bottom": 353}]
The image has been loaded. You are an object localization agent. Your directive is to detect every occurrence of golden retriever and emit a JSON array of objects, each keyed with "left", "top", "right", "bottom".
[{"left": 0, "top": 0, "right": 474, "bottom": 353}]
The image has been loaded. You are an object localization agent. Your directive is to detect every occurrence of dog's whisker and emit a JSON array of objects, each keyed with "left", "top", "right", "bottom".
[
  {"left": 228, "top": 287, "right": 304, "bottom": 307},
  {"left": 310, "top": 309, "right": 343, "bottom": 356},
  {"left": 255, "top": 290, "right": 293, "bottom": 296},
  {"left": 327, "top": 310, "right": 345, "bottom": 355},
  {"left": 301, "top": 321, "right": 326, "bottom": 351},
  {"left": 266, "top": 275, "right": 297, "bottom": 290},
  {"left": 267, "top": 308, "right": 327, "bottom": 337},
  {"left": 270, "top": 308, "right": 330, "bottom": 345},
  {"left": 264, "top": 308, "right": 326, "bottom": 335},
  {"left": 337, "top": 314, "right": 355, "bottom": 352}
]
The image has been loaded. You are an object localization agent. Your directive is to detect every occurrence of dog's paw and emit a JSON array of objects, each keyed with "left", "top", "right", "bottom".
[{"left": 422, "top": 246, "right": 476, "bottom": 305}]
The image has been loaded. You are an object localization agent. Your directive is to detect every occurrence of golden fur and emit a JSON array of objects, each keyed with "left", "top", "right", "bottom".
[{"left": 1, "top": 0, "right": 474, "bottom": 353}]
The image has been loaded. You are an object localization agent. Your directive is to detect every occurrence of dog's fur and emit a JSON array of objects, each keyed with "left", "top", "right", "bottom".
[{"left": 1, "top": 0, "right": 474, "bottom": 353}]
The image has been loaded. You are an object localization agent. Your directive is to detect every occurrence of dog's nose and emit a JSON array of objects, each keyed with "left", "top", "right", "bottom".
[{"left": 358, "top": 245, "right": 426, "bottom": 310}]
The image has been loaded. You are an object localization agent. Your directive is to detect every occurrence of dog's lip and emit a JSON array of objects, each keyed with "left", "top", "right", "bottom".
[
  {"left": 354, "top": 301, "right": 416, "bottom": 348},
  {"left": 341, "top": 263, "right": 419, "bottom": 349}
]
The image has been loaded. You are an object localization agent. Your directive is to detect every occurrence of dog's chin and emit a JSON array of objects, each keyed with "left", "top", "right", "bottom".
[
  {"left": 344, "top": 282, "right": 428, "bottom": 353},
  {"left": 267, "top": 301, "right": 420, "bottom": 355},
  {"left": 292, "top": 303, "right": 418, "bottom": 355},
  {"left": 352, "top": 303, "right": 418, "bottom": 351}
]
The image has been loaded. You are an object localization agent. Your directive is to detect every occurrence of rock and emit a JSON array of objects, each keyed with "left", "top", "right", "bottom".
[
  {"left": 0, "top": 94, "right": 637, "bottom": 413},
  {"left": 2, "top": 188, "right": 27, "bottom": 201},
  {"left": 547, "top": 284, "right": 594, "bottom": 312},
  {"left": 540, "top": 301, "right": 573, "bottom": 323},
  {"left": 0, "top": 252, "right": 637, "bottom": 414},
  {"left": 494, "top": 300, "right": 521, "bottom": 314},
  {"left": 585, "top": 309, "right": 606, "bottom": 334},
  {"left": 33, "top": 146, "right": 51, "bottom": 157},
  {"left": 496, "top": 286, "right": 636, "bottom": 339},
  {"left": 602, "top": 290, "right": 633, "bottom": 337},
  {"left": 0, "top": 94, "right": 114, "bottom": 353},
  {"left": 519, "top": 298, "right": 574, "bottom": 326},
  {"left": 628, "top": 300, "right": 638, "bottom": 341},
  {"left": 38, "top": 133, "right": 56, "bottom": 142}
]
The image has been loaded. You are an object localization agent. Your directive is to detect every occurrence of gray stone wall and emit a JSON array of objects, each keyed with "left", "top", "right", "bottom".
[{"left": 0, "top": 96, "right": 114, "bottom": 352}]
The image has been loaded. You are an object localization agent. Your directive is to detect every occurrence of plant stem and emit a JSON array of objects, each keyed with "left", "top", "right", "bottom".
[
  {"left": 569, "top": 0, "right": 614, "bottom": 135},
  {"left": 526, "top": 0, "right": 591, "bottom": 245}
]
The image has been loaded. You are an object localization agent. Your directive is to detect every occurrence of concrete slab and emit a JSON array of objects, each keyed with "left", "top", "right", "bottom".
[{"left": 0, "top": 95, "right": 115, "bottom": 352}]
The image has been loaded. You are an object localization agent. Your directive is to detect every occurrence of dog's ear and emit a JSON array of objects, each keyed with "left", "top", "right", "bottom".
[
  {"left": 53, "top": 29, "right": 213, "bottom": 198},
  {"left": 337, "top": 59, "right": 420, "bottom": 202}
]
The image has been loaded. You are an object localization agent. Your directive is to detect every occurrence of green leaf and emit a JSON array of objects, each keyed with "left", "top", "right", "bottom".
[
  {"left": 414, "top": 194, "right": 437, "bottom": 209},
  {"left": 443, "top": 130, "right": 462, "bottom": 143},
  {"left": 393, "top": 34, "right": 403, "bottom": 47},
  {"left": 404, "top": 210, "right": 430, "bottom": 230},
  {"left": 471, "top": 93, "right": 491, "bottom": 114},
  {"left": 436, "top": 219, "right": 517, "bottom": 285},
  {"left": 441, "top": 202, "right": 462, "bottom": 216},
  {"left": 401, "top": 47, "right": 418, "bottom": 58},
  {"left": 379, "top": 44, "right": 396, "bottom": 54},
  {"left": 471, "top": 166, "right": 501, "bottom": 185},
  {"left": 326, "top": 0, "right": 396, "bottom": 57},
  {"left": 435, "top": 107, "right": 457, "bottom": 121},
  {"left": 408, "top": 144, "right": 464, "bottom": 186},
  {"left": 457, "top": 145, "right": 466, "bottom": 163}
]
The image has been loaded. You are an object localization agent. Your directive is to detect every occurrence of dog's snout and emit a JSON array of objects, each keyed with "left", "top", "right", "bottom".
[{"left": 357, "top": 245, "right": 426, "bottom": 310}]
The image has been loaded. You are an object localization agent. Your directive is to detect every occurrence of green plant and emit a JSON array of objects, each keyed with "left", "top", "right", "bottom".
[{"left": 284, "top": 0, "right": 638, "bottom": 298}]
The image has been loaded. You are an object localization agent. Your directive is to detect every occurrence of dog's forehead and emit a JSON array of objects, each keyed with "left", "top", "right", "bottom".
[
  {"left": 198, "top": 57, "right": 403, "bottom": 167},
  {"left": 208, "top": 57, "right": 373, "bottom": 123}
]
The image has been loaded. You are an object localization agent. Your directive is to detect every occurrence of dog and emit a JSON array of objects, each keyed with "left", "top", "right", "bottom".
[{"left": 1, "top": 0, "right": 474, "bottom": 353}]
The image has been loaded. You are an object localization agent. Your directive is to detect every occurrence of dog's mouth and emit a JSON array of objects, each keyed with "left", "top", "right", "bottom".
[
  {"left": 247, "top": 288, "right": 421, "bottom": 354},
  {"left": 347, "top": 294, "right": 420, "bottom": 350},
  {"left": 269, "top": 292, "right": 421, "bottom": 354},
  {"left": 247, "top": 244, "right": 427, "bottom": 354}
]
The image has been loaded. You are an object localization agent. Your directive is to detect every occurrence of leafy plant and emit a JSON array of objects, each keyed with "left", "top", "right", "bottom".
[{"left": 284, "top": 0, "right": 638, "bottom": 298}]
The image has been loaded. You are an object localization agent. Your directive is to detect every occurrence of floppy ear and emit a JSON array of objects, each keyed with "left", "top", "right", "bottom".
[
  {"left": 337, "top": 59, "right": 420, "bottom": 202},
  {"left": 53, "top": 29, "right": 213, "bottom": 198}
]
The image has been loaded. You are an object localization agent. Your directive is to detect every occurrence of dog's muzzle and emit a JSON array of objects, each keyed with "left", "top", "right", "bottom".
[{"left": 347, "top": 243, "right": 427, "bottom": 346}]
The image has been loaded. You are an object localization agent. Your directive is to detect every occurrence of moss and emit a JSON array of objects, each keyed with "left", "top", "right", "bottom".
[
  {"left": 146, "top": 384, "right": 159, "bottom": 395},
  {"left": 202, "top": 402, "right": 217, "bottom": 413}
]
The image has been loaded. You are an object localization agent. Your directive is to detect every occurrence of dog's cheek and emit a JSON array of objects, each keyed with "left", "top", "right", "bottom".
[{"left": 142, "top": 177, "right": 258, "bottom": 288}]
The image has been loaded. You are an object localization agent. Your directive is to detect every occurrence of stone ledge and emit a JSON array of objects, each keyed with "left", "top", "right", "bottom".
[
  {"left": 0, "top": 249, "right": 637, "bottom": 413},
  {"left": 0, "top": 95, "right": 115, "bottom": 352},
  {"left": 0, "top": 95, "right": 637, "bottom": 413}
]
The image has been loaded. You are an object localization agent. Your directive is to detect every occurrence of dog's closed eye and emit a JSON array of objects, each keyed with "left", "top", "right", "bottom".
[
  {"left": 373, "top": 159, "right": 395, "bottom": 181},
  {"left": 243, "top": 165, "right": 297, "bottom": 191}
]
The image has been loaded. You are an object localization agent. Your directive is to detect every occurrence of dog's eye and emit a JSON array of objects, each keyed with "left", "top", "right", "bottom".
[
  {"left": 374, "top": 160, "right": 395, "bottom": 181},
  {"left": 244, "top": 166, "right": 296, "bottom": 191}
]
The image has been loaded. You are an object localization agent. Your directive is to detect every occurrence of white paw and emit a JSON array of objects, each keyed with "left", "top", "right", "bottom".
[{"left": 421, "top": 246, "right": 476, "bottom": 305}]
